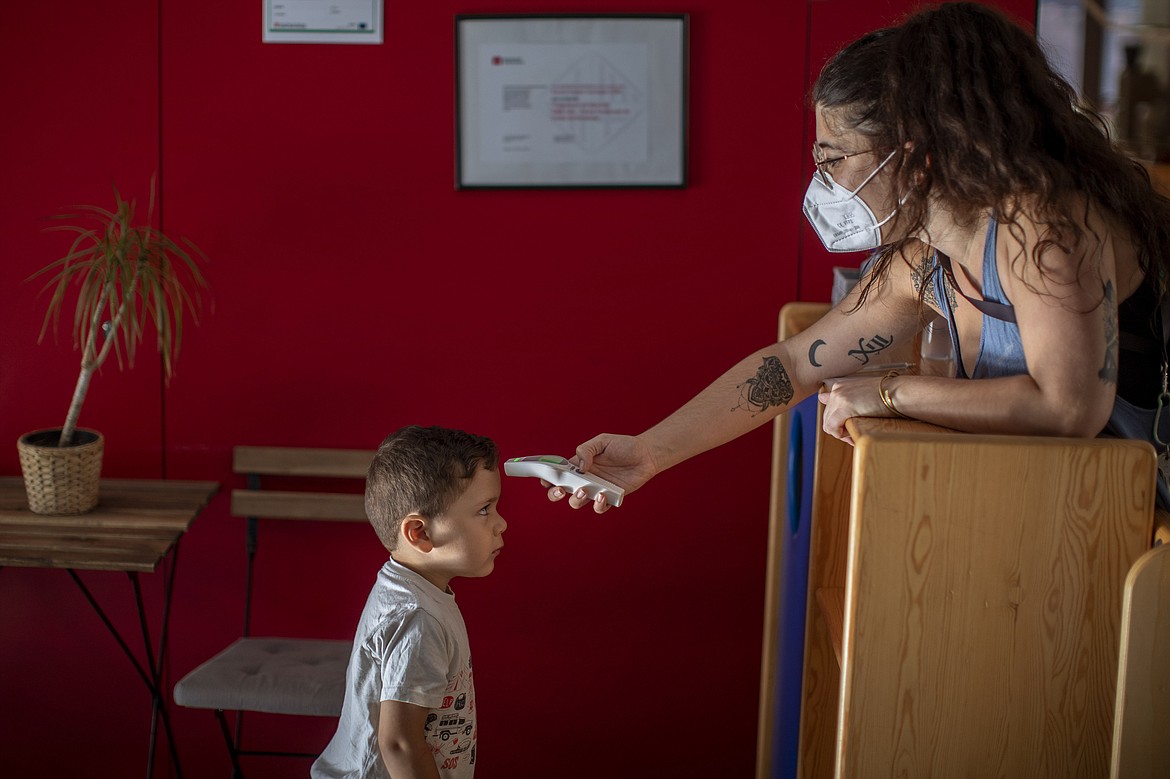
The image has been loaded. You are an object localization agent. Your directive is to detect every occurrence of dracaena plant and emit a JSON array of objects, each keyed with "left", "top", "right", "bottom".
[{"left": 30, "top": 179, "right": 208, "bottom": 446}]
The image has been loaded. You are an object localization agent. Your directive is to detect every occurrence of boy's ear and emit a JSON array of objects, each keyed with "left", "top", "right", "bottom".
[{"left": 400, "top": 514, "right": 434, "bottom": 553}]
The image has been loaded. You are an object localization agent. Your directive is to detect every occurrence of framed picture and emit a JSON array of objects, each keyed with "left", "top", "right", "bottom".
[{"left": 455, "top": 14, "right": 688, "bottom": 188}]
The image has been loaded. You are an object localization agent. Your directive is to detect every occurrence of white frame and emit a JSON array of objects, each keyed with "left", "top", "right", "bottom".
[
  {"left": 263, "top": 0, "right": 383, "bottom": 45},
  {"left": 455, "top": 14, "right": 688, "bottom": 188}
]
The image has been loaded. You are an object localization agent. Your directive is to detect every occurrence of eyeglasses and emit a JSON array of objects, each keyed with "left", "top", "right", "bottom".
[{"left": 811, "top": 144, "right": 878, "bottom": 186}]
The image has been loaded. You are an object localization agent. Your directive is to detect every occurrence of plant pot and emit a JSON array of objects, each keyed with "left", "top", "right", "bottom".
[{"left": 16, "top": 428, "right": 104, "bottom": 515}]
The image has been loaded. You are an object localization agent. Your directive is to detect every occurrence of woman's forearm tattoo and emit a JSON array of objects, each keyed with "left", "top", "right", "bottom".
[
  {"left": 809, "top": 334, "right": 894, "bottom": 367},
  {"left": 1099, "top": 280, "right": 1118, "bottom": 385},
  {"left": 848, "top": 334, "right": 894, "bottom": 365},
  {"left": 736, "top": 356, "right": 794, "bottom": 414},
  {"left": 808, "top": 339, "right": 826, "bottom": 367}
]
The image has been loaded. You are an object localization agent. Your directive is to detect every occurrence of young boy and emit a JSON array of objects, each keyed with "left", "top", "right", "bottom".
[{"left": 312, "top": 425, "right": 506, "bottom": 779}]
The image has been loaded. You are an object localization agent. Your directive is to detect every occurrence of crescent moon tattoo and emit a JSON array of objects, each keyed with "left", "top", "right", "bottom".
[{"left": 808, "top": 339, "right": 826, "bottom": 367}]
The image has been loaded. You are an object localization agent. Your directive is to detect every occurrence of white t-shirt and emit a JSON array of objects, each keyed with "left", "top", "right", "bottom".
[{"left": 312, "top": 558, "right": 477, "bottom": 779}]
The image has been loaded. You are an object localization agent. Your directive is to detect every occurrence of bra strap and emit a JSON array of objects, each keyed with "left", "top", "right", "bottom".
[{"left": 936, "top": 252, "right": 1018, "bottom": 324}]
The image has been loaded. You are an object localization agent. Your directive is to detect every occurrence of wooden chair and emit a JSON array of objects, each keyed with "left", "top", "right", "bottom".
[{"left": 174, "top": 446, "right": 374, "bottom": 777}]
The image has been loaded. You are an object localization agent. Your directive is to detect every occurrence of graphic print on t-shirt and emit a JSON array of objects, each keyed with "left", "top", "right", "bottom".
[{"left": 424, "top": 655, "right": 476, "bottom": 772}]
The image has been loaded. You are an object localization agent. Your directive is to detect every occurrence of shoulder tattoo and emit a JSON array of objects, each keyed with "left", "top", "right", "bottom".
[
  {"left": 736, "top": 356, "right": 794, "bottom": 414},
  {"left": 911, "top": 253, "right": 957, "bottom": 310}
]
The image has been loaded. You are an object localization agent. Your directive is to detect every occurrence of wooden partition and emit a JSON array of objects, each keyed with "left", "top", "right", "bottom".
[
  {"left": 827, "top": 418, "right": 1155, "bottom": 777},
  {"left": 757, "top": 302, "right": 839, "bottom": 779},
  {"left": 759, "top": 303, "right": 1161, "bottom": 779}
]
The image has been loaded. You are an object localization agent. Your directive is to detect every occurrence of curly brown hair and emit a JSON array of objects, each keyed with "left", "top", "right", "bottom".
[{"left": 814, "top": 2, "right": 1170, "bottom": 311}]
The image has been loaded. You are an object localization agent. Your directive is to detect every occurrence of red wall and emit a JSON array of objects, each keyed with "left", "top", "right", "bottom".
[{"left": 0, "top": 2, "right": 1032, "bottom": 778}]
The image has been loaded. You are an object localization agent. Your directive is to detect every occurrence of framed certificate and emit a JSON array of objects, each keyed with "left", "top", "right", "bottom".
[
  {"left": 455, "top": 14, "right": 688, "bottom": 188},
  {"left": 263, "top": 0, "right": 383, "bottom": 44}
]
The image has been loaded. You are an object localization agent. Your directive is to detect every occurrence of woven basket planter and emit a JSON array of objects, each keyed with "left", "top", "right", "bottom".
[{"left": 16, "top": 428, "right": 104, "bottom": 515}]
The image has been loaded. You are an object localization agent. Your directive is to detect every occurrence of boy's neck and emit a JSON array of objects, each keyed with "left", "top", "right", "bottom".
[{"left": 390, "top": 552, "right": 452, "bottom": 593}]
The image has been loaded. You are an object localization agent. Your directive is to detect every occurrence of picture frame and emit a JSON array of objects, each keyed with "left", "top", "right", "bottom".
[
  {"left": 262, "top": 0, "right": 383, "bottom": 44},
  {"left": 455, "top": 14, "right": 689, "bottom": 188}
]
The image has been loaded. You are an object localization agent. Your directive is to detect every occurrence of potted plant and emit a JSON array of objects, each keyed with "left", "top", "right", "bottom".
[{"left": 17, "top": 180, "right": 208, "bottom": 514}]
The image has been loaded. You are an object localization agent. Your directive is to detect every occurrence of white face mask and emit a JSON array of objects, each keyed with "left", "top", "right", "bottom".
[{"left": 802, "top": 149, "right": 898, "bottom": 253}]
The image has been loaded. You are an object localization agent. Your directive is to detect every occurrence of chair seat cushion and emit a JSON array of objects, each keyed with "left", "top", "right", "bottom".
[{"left": 174, "top": 637, "right": 351, "bottom": 717}]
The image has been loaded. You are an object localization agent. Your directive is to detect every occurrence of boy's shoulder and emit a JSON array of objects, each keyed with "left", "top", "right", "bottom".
[
  {"left": 355, "top": 601, "right": 462, "bottom": 671},
  {"left": 366, "top": 602, "right": 439, "bottom": 641},
  {"left": 357, "top": 561, "right": 461, "bottom": 646}
]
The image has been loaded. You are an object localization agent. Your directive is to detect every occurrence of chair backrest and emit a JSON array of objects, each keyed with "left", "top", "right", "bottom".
[
  {"left": 232, "top": 446, "right": 371, "bottom": 519},
  {"left": 231, "top": 446, "right": 375, "bottom": 634}
]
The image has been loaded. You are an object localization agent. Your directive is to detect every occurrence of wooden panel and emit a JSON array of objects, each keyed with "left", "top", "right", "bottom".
[
  {"left": 796, "top": 420, "right": 853, "bottom": 779},
  {"left": 0, "top": 528, "right": 173, "bottom": 572},
  {"left": 1154, "top": 508, "right": 1170, "bottom": 548},
  {"left": 233, "top": 446, "right": 373, "bottom": 478},
  {"left": 0, "top": 477, "right": 219, "bottom": 519},
  {"left": 840, "top": 429, "right": 1155, "bottom": 778},
  {"left": 757, "top": 408, "right": 791, "bottom": 779},
  {"left": 0, "top": 478, "right": 218, "bottom": 571},
  {"left": 814, "top": 588, "right": 845, "bottom": 667},
  {"left": 758, "top": 303, "right": 832, "bottom": 779},
  {"left": 1111, "top": 543, "right": 1170, "bottom": 779},
  {"left": 0, "top": 524, "right": 176, "bottom": 543},
  {"left": 779, "top": 302, "right": 833, "bottom": 340},
  {"left": 0, "top": 506, "right": 196, "bottom": 532},
  {"left": 230, "top": 489, "right": 366, "bottom": 521}
]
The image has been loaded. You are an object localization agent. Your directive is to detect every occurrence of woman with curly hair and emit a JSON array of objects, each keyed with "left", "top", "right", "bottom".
[{"left": 548, "top": 2, "right": 1170, "bottom": 512}]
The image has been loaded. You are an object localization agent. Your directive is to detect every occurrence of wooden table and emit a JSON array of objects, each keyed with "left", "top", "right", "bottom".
[{"left": 0, "top": 477, "right": 219, "bottom": 779}]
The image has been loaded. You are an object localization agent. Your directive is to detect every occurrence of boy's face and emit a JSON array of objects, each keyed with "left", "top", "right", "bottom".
[{"left": 425, "top": 465, "right": 506, "bottom": 585}]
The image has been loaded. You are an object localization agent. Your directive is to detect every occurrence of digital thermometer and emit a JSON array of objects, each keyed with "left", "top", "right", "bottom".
[{"left": 503, "top": 455, "right": 625, "bottom": 507}]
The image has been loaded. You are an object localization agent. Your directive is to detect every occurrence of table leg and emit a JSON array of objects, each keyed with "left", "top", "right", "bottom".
[
  {"left": 68, "top": 551, "right": 185, "bottom": 779},
  {"left": 130, "top": 545, "right": 184, "bottom": 779}
]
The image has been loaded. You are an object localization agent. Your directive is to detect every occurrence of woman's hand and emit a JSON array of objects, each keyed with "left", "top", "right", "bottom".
[
  {"left": 546, "top": 434, "right": 659, "bottom": 514},
  {"left": 818, "top": 373, "right": 899, "bottom": 445}
]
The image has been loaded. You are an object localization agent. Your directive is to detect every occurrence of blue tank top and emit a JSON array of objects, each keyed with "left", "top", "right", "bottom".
[
  {"left": 928, "top": 217, "right": 1169, "bottom": 507},
  {"left": 930, "top": 217, "right": 1027, "bottom": 379}
]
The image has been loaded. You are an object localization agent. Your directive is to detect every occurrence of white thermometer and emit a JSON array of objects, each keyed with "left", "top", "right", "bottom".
[{"left": 503, "top": 455, "right": 625, "bottom": 507}]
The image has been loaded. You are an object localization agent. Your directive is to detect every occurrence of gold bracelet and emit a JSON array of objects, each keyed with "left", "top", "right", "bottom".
[{"left": 878, "top": 370, "right": 909, "bottom": 418}]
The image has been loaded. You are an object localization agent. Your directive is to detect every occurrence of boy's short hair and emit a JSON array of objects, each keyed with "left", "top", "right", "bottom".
[{"left": 366, "top": 425, "right": 499, "bottom": 550}]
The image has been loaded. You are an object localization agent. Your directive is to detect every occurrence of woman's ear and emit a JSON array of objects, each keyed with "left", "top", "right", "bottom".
[
  {"left": 910, "top": 145, "right": 930, "bottom": 187},
  {"left": 400, "top": 514, "right": 434, "bottom": 553}
]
